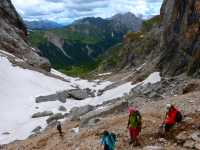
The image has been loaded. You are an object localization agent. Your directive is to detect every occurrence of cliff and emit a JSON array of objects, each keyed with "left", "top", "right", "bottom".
[
  {"left": 0, "top": 0, "right": 51, "bottom": 71},
  {"left": 116, "top": 0, "right": 200, "bottom": 78}
]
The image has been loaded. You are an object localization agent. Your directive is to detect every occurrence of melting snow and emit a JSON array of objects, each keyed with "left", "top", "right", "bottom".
[{"left": 0, "top": 56, "right": 161, "bottom": 144}]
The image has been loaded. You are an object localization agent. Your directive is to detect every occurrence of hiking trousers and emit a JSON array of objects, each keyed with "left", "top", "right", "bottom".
[{"left": 104, "top": 143, "right": 111, "bottom": 150}]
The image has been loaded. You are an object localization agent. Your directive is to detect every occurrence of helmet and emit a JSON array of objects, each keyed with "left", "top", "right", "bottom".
[{"left": 166, "top": 104, "right": 171, "bottom": 109}]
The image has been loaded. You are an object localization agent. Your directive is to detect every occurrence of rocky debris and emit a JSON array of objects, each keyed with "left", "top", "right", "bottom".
[
  {"left": 129, "top": 78, "right": 191, "bottom": 101},
  {"left": 46, "top": 113, "right": 64, "bottom": 124},
  {"left": 175, "top": 131, "right": 191, "bottom": 143},
  {"left": 99, "top": 129, "right": 105, "bottom": 135},
  {"left": 58, "top": 106, "right": 67, "bottom": 111},
  {"left": 31, "top": 126, "right": 42, "bottom": 133},
  {"left": 182, "top": 82, "right": 200, "bottom": 94},
  {"left": 64, "top": 139, "right": 71, "bottom": 143},
  {"left": 67, "top": 89, "right": 89, "bottom": 100},
  {"left": 2, "top": 132, "right": 10, "bottom": 135},
  {"left": 36, "top": 91, "right": 68, "bottom": 103},
  {"left": 88, "top": 117, "right": 104, "bottom": 128},
  {"left": 191, "top": 132, "right": 200, "bottom": 143},
  {"left": 43, "top": 120, "right": 60, "bottom": 133},
  {"left": 143, "top": 146, "right": 164, "bottom": 150},
  {"left": 67, "top": 105, "right": 94, "bottom": 117},
  {"left": 183, "top": 140, "right": 195, "bottom": 149},
  {"left": 195, "top": 143, "right": 200, "bottom": 150},
  {"left": 0, "top": 0, "right": 51, "bottom": 72},
  {"left": 80, "top": 100, "right": 128, "bottom": 128},
  {"left": 31, "top": 111, "right": 53, "bottom": 118},
  {"left": 85, "top": 88, "right": 95, "bottom": 97}
]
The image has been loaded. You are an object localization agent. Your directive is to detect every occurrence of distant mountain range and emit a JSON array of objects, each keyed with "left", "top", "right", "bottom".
[{"left": 24, "top": 19, "right": 64, "bottom": 30}]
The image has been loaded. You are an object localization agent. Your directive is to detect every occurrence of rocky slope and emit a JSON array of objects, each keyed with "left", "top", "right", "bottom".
[
  {"left": 116, "top": 0, "right": 200, "bottom": 79},
  {"left": 113, "top": 12, "right": 143, "bottom": 32},
  {"left": 0, "top": 0, "right": 51, "bottom": 72},
  {"left": 24, "top": 19, "right": 63, "bottom": 30}
]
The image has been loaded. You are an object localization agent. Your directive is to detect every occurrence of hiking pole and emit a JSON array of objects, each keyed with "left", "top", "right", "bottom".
[{"left": 153, "top": 114, "right": 167, "bottom": 146}]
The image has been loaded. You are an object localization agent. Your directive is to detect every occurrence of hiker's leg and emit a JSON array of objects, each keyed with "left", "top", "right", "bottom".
[
  {"left": 133, "top": 136, "right": 139, "bottom": 143},
  {"left": 130, "top": 132, "right": 134, "bottom": 140},
  {"left": 104, "top": 143, "right": 110, "bottom": 150},
  {"left": 166, "top": 131, "right": 172, "bottom": 137},
  {"left": 162, "top": 128, "right": 166, "bottom": 134}
]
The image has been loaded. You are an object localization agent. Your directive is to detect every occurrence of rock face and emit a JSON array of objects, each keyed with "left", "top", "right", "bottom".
[
  {"left": 0, "top": 0, "right": 51, "bottom": 71},
  {"left": 113, "top": 12, "right": 142, "bottom": 32},
  {"left": 31, "top": 111, "right": 53, "bottom": 118},
  {"left": 116, "top": 0, "right": 200, "bottom": 78},
  {"left": 46, "top": 113, "right": 64, "bottom": 124},
  {"left": 79, "top": 101, "right": 127, "bottom": 128}
]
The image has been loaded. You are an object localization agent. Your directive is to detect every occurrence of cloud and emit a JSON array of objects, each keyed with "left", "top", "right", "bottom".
[{"left": 12, "top": 0, "right": 163, "bottom": 24}]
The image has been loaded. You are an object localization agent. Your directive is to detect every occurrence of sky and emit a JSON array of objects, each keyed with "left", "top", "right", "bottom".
[{"left": 12, "top": 0, "right": 163, "bottom": 25}]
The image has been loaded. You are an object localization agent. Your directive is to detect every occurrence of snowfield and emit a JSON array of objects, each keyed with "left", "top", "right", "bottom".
[{"left": 0, "top": 56, "right": 161, "bottom": 144}]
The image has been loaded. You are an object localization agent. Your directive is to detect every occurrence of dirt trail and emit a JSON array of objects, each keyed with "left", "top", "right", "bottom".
[{"left": 2, "top": 91, "right": 200, "bottom": 150}]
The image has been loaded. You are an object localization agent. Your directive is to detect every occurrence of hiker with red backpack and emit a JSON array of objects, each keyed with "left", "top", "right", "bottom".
[
  {"left": 100, "top": 131, "right": 115, "bottom": 150},
  {"left": 127, "top": 109, "right": 142, "bottom": 147},
  {"left": 57, "top": 123, "right": 62, "bottom": 136},
  {"left": 160, "top": 104, "right": 182, "bottom": 140}
]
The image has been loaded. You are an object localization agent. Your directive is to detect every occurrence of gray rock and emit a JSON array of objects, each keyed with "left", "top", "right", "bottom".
[
  {"left": 46, "top": 113, "right": 64, "bottom": 124},
  {"left": 80, "top": 101, "right": 127, "bottom": 128},
  {"left": 195, "top": 143, "right": 200, "bottom": 150},
  {"left": 88, "top": 117, "right": 104, "bottom": 128},
  {"left": 67, "top": 89, "right": 89, "bottom": 100},
  {"left": 58, "top": 106, "right": 67, "bottom": 111},
  {"left": 184, "top": 117, "right": 193, "bottom": 122},
  {"left": 28, "top": 134, "right": 35, "bottom": 139},
  {"left": 64, "top": 139, "right": 71, "bottom": 143},
  {"left": 31, "top": 126, "right": 42, "bottom": 133},
  {"left": 36, "top": 92, "right": 68, "bottom": 103},
  {"left": 191, "top": 132, "right": 200, "bottom": 143},
  {"left": 99, "top": 129, "right": 105, "bottom": 135},
  {"left": 183, "top": 140, "right": 195, "bottom": 149},
  {"left": 43, "top": 120, "right": 60, "bottom": 133},
  {"left": 68, "top": 114, "right": 80, "bottom": 121},
  {"left": 68, "top": 105, "right": 94, "bottom": 117},
  {"left": 2, "top": 132, "right": 10, "bottom": 135},
  {"left": 143, "top": 146, "right": 164, "bottom": 150},
  {"left": 31, "top": 111, "right": 53, "bottom": 118},
  {"left": 175, "top": 131, "right": 191, "bottom": 143}
]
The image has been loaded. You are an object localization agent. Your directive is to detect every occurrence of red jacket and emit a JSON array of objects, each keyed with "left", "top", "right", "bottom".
[{"left": 164, "top": 108, "right": 178, "bottom": 124}]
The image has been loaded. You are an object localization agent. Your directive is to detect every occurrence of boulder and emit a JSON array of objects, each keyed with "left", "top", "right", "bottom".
[
  {"left": 31, "top": 126, "right": 42, "bottom": 133},
  {"left": 184, "top": 117, "right": 193, "bottom": 122},
  {"left": 67, "top": 89, "right": 89, "bottom": 100},
  {"left": 195, "top": 143, "right": 200, "bottom": 150},
  {"left": 31, "top": 111, "right": 53, "bottom": 118},
  {"left": 88, "top": 117, "right": 104, "bottom": 128},
  {"left": 58, "top": 106, "right": 67, "bottom": 111},
  {"left": 183, "top": 140, "right": 195, "bottom": 149},
  {"left": 68, "top": 114, "right": 80, "bottom": 121},
  {"left": 80, "top": 101, "right": 127, "bottom": 128},
  {"left": 36, "top": 92, "right": 68, "bottom": 103},
  {"left": 175, "top": 131, "right": 191, "bottom": 143},
  {"left": 99, "top": 129, "right": 105, "bottom": 135},
  {"left": 2, "top": 132, "right": 9, "bottom": 135},
  {"left": 191, "top": 132, "right": 200, "bottom": 143},
  {"left": 46, "top": 113, "right": 64, "bottom": 124},
  {"left": 143, "top": 146, "right": 164, "bottom": 150},
  {"left": 68, "top": 105, "right": 94, "bottom": 117},
  {"left": 43, "top": 120, "right": 60, "bottom": 133}
]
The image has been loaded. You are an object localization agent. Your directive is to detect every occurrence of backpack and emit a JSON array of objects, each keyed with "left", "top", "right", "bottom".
[
  {"left": 175, "top": 111, "right": 182, "bottom": 122},
  {"left": 129, "top": 110, "right": 142, "bottom": 129},
  {"left": 109, "top": 133, "right": 116, "bottom": 143}
]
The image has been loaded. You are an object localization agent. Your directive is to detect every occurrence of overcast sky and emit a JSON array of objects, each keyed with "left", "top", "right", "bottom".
[{"left": 12, "top": 0, "right": 163, "bottom": 25}]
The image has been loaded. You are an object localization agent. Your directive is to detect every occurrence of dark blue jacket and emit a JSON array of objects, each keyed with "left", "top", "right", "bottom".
[{"left": 101, "top": 132, "right": 115, "bottom": 149}]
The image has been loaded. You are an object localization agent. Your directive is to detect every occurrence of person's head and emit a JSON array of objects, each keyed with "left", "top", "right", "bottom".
[
  {"left": 166, "top": 104, "right": 175, "bottom": 111},
  {"left": 103, "top": 131, "right": 109, "bottom": 137},
  {"left": 129, "top": 109, "right": 135, "bottom": 116}
]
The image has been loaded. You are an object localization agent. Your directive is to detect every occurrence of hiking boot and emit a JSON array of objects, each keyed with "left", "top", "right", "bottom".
[
  {"left": 160, "top": 133, "right": 165, "bottom": 138},
  {"left": 133, "top": 142, "right": 140, "bottom": 147},
  {"left": 166, "top": 136, "right": 173, "bottom": 140},
  {"left": 129, "top": 140, "right": 134, "bottom": 145}
]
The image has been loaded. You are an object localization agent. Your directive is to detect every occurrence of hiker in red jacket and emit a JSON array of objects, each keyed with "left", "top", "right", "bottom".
[
  {"left": 57, "top": 123, "right": 62, "bottom": 136},
  {"left": 160, "top": 104, "right": 178, "bottom": 140}
]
